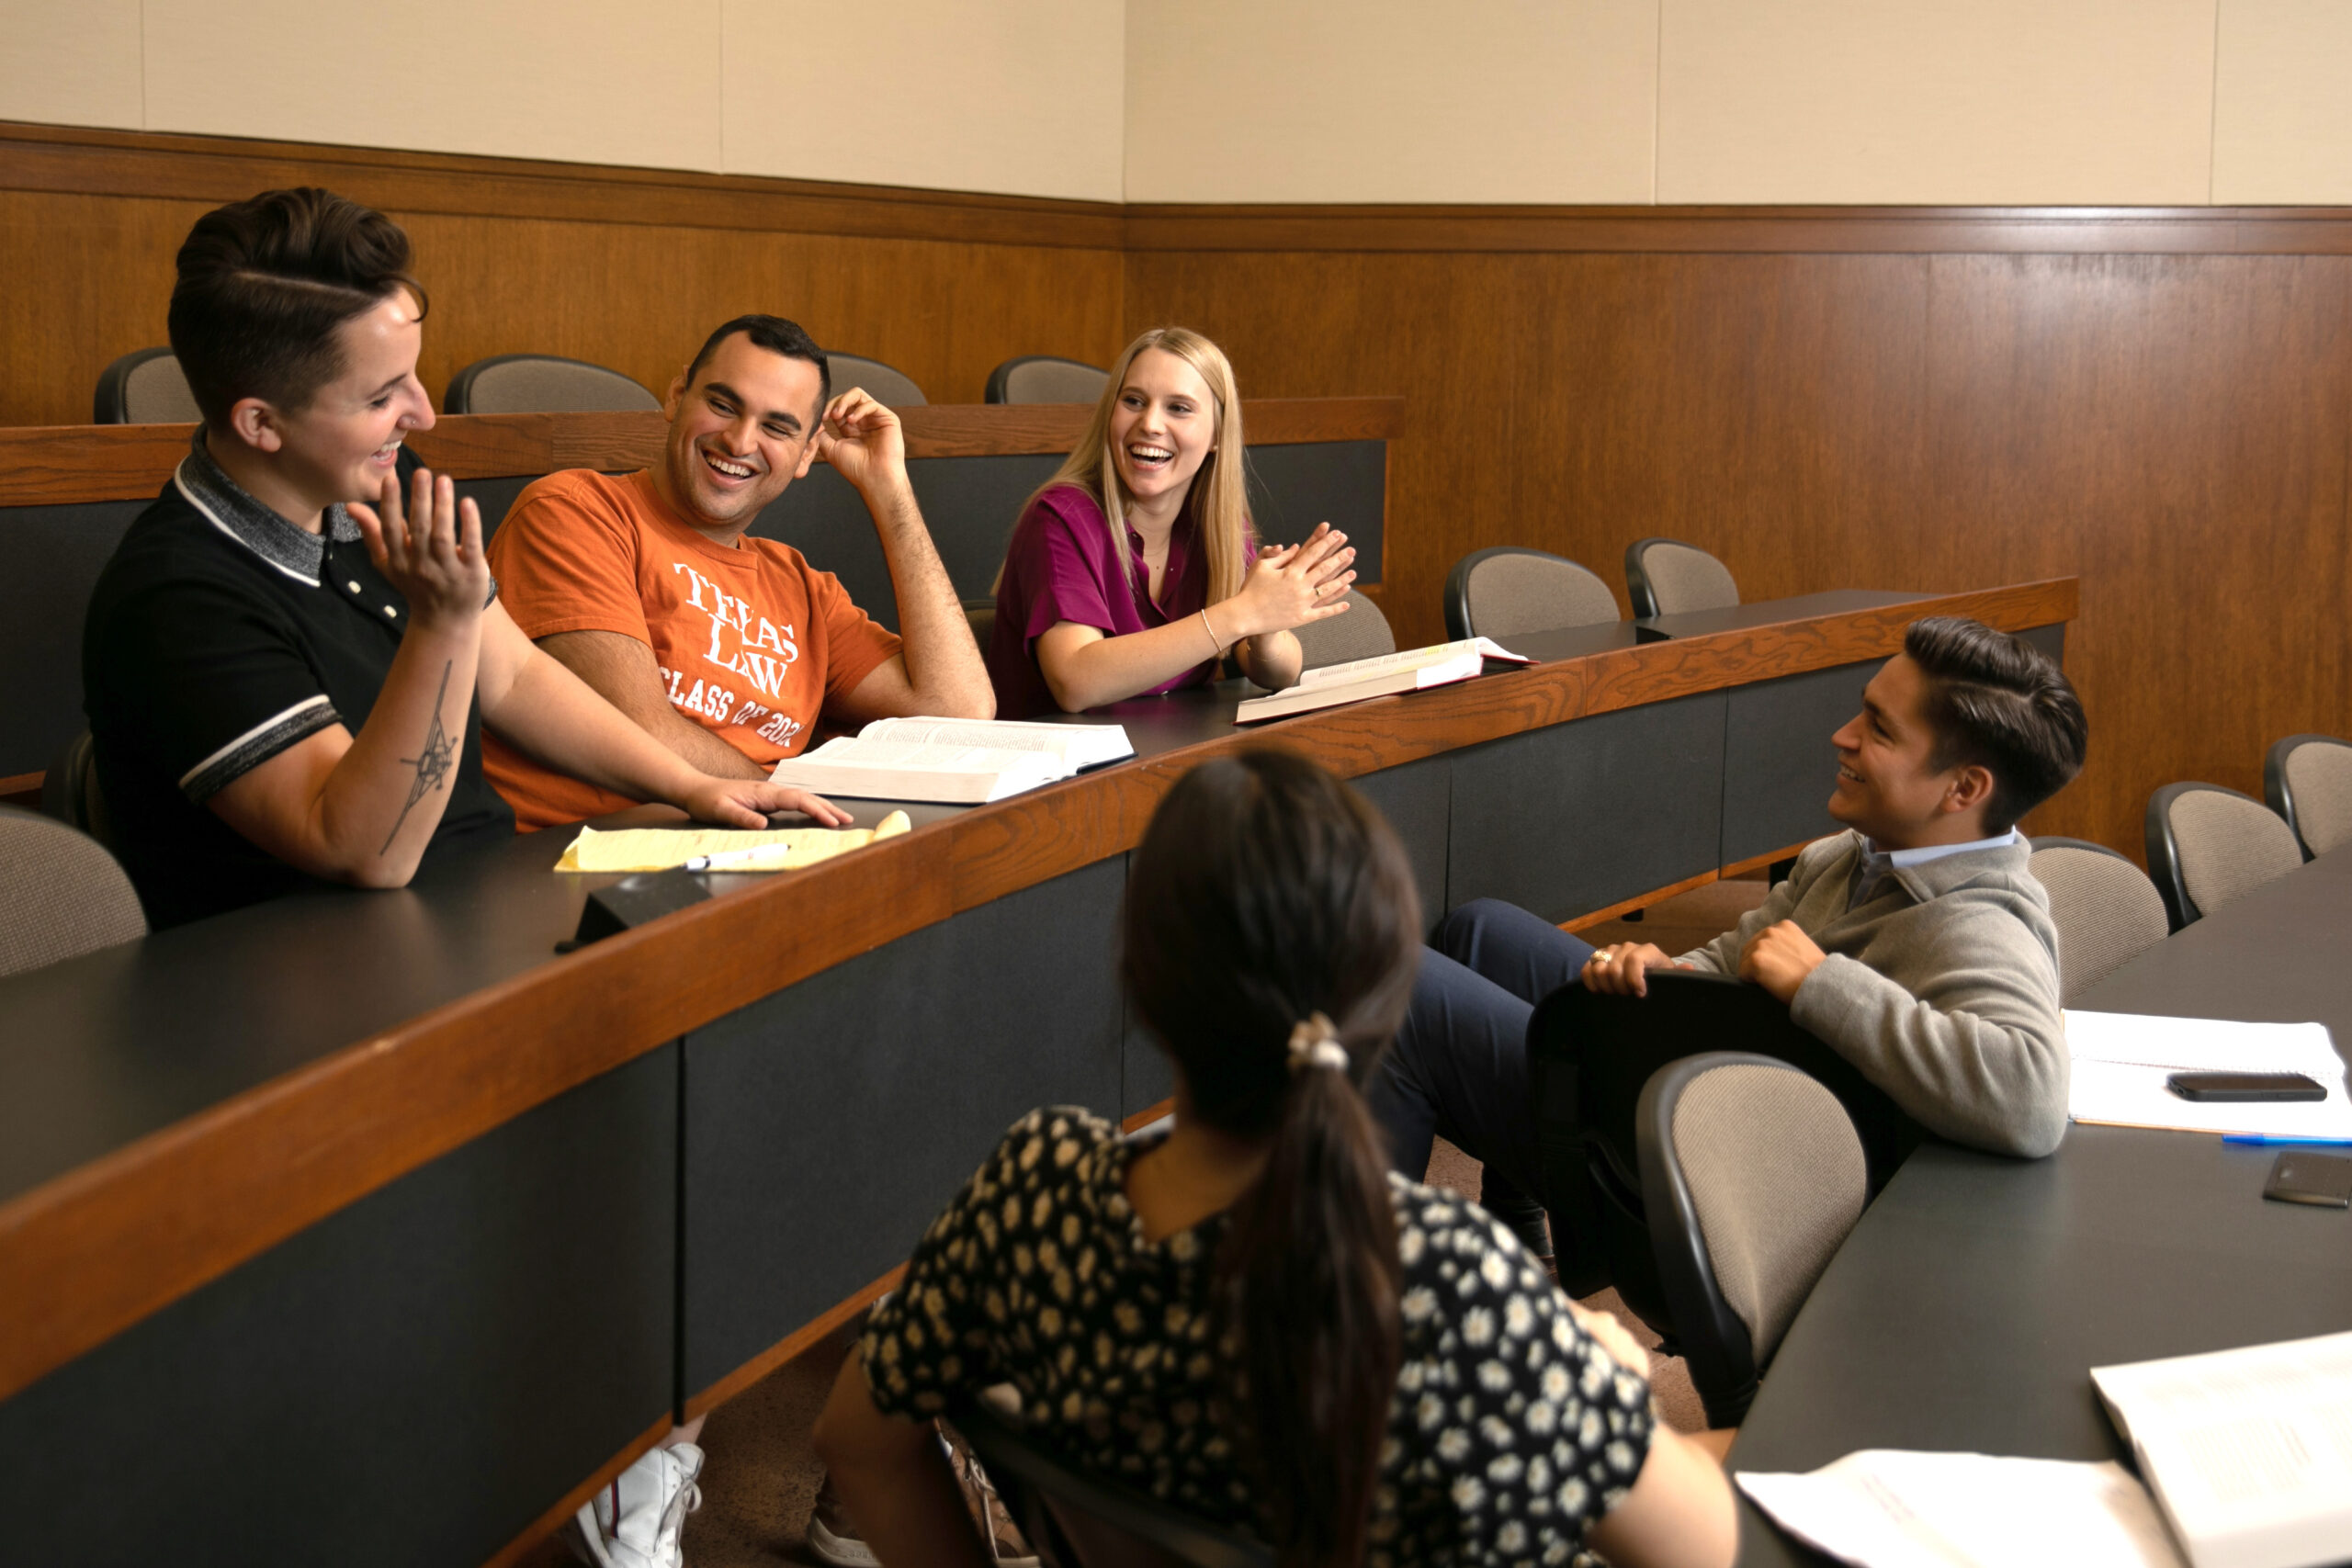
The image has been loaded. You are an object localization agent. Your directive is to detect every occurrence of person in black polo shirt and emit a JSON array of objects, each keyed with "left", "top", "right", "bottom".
[{"left": 84, "top": 187, "right": 847, "bottom": 929}]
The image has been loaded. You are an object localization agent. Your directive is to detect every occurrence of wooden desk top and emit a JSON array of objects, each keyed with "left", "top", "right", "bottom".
[{"left": 0, "top": 577, "right": 2075, "bottom": 1405}]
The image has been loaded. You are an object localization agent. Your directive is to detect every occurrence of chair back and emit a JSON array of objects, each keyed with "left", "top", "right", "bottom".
[
  {"left": 1636, "top": 1053, "right": 1867, "bottom": 1428},
  {"left": 824, "top": 353, "right": 927, "bottom": 408},
  {"left": 0, "top": 806, "right": 146, "bottom": 979},
  {"left": 2266, "top": 733, "right": 2352, "bottom": 860},
  {"left": 2145, "top": 782, "right": 2303, "bottom": 930},
  {"left": 952, "top": 1399, "right": 1272, "bottom": 1568},
  {"left": 2027, "top": 837, "right": 2169, "bottom": 1002},
  {"left": 95, "top": 348, "right": 203, "bottom": 424},
  {"left": 987, "top": 355, "right": 1110, "bottom": 405},
  {"left": 1525, "top": 969, "right": 1913, "bottom": 1331},
  {"left": 443, "top": 355, "right": 659, "bottom": 414},
  {"left": 40, "top": 730, "right": 119, "bottom": 852},
  {"left": 963, "top": 596, "right": 998, "bottom": 652},
  {"left": 1623, "top": 536, "right": 1738, "bottom": 619},
  {"left": 1442, "top": 547, "right": 1619, "bottom": 641},
  {"left": 1290, "top": 589, "right": 1395, "bottom": 671}
]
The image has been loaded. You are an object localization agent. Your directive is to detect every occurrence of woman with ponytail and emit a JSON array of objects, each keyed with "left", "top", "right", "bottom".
[{"left": 816, "top": 750, "right": 1736, "bottom": 1567}]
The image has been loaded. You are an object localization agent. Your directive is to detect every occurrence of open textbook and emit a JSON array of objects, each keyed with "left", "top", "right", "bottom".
[
  {"left": 2064, "top": 1010, "right": 2352, "bottom": 1138},
  {"left": 1234, "top": 637, "right": 1532, "bottom": 724},
  {"left": 1736, "top": 1450, "right": 2188, "bottom": 1568},
  {"left": 2093, "top": 1330, "right": 2352, "bottom": 1568},
  {"left": 767, "top": 717, "right": 1135, "bottom": 805}
]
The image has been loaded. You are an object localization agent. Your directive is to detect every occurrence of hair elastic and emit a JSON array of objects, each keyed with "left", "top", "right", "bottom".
[{"left": 1286, "top": 1012, "right": 1350, "bottom": 1073}]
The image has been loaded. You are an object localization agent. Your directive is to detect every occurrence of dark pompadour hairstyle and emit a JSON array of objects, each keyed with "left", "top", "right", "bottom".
[
  {"left": 681, "top": 313, "right": 831, "bottom": 410},
  {"left": 167, "top": 187, "right": 427, "bottom": 426},
  {"left": 1904, "top": 616, "right": 2089, "bottom": 832}
]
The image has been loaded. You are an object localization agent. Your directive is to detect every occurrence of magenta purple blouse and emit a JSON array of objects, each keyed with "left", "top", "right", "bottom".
[{"left": 987, "top": 484, "right": 1223, "bottom": 719}]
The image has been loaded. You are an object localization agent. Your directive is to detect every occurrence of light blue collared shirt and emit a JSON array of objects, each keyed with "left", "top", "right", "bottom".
[{"left": 1848, "top": 827, "right": 2023, "bottom": 909}]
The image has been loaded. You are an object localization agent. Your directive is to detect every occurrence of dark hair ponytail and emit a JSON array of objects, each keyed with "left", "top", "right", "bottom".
[{"left": 1123, "top": 749, "right": 1421, "bottom": 1565}]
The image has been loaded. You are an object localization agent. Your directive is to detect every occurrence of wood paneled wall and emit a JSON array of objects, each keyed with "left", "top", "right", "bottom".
[
  {"left": 6, "top": 119, "right": 2349, "bottom": 858},
  {"left": 0, "top": 122, "right": 1125, "bottom": 428},
  {"left": 1122, "top": 212, "right": 2352, "bottom": 855}
]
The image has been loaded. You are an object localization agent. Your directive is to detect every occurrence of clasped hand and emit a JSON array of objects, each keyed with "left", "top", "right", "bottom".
[
  {"left": 1736, "top": 920, "right": 1826, "bottom": 1003},
  {"left": 350, "top": 467, "right": 489, "bottom": 629},
  {"left": 1230, "top": 522, "right": 1356, "bottom": 637}
]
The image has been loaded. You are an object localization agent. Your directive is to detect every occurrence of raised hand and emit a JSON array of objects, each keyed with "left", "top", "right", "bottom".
[
  {"left": 1227, "top": 522, "right": 1356, "bottom": 638},
  {"left": 813, "top": 388, "right": 908, "bottom": 496},
  {"left": 350, "top": 466, "right": 489, "bottom": 631}
]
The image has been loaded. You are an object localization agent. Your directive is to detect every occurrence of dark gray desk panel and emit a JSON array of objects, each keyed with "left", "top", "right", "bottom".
[
  {"left": 1351, "top": 752, "right": 1453, "bottom": 934},
  {"left": 455, "top": 473, "right": 537, "bottom": 537},
  {"left": 1445, "top": 694, "right": 1727, "bottom": 923},
  {"left": 1632, "top": 589, "right": 1922, "bottom": 642},
  {"left": 682, "top": 856, "right": 1125, "bottom": 1393},
  {"left": 749, "top": 457, "right": 1061, "bottom": 630},
  {"left": 0, "top": 497, "right": 146, "bottom": 774},
  {"left": 1242, "top": 440, "right": 1386, "bottom": 581},
  {"left": 1718, "top": 660, "right": 1871, "bottom": 867},
  {"left": 0, "top": 1047, "right": 676, "bottom": 1568}
]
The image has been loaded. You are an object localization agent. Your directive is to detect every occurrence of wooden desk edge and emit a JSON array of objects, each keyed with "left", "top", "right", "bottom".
[
  {"left": 0, "top": 577, "right": 2075, "bottom": 1404},
  {"left": 0, "top": 398, "right": 1408, "bottom": 508}
]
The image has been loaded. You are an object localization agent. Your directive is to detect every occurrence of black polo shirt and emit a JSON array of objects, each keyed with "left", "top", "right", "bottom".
[{"left": 83, "top": 435, "right": 514, "bottom": 930}]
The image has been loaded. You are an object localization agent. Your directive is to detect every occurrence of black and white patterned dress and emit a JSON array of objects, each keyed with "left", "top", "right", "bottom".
[{"left": 862, "top": 1108, "right": 1656, "bottom": 1566}]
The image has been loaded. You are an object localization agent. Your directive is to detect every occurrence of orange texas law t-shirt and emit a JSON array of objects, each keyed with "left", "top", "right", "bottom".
[{"left": 481, "top": 468, "right": 903, "bottom": 830}]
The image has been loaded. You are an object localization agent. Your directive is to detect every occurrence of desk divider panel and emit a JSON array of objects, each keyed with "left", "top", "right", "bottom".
[
  {"left": 1348, "top": 752, "right": 1453, "bottom": 935},
  {"left": 0, "top": 1046, "right": 678, "bottom": 1568},
  {"left": 683, "top": 857, "right": 1125, "bottom": 1396},
  {"left": 1718, "top": 660, "right": 1876, "bottom": 871},
  {"left": 1446, "top": 694, "right": 1728, "bottom": 924},
  {"left": 0, "top": 498, "right": 148, "bottom": 776}
]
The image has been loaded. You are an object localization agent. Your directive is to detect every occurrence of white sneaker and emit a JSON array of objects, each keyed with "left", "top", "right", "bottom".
[{"left": 565, "top": 1442, "right": 704, "bottom": 1568}]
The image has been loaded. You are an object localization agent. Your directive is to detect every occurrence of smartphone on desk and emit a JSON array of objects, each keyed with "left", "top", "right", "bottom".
[
  {"left": 2166, "top": 1071, "right": 2327, "bottom": 1102},
  {"left": 2264, "top": 1152, "right": 2352, "bottom": 1208}
]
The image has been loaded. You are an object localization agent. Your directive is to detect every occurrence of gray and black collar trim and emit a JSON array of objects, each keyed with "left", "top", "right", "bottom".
[{"left": 173, "top": 429, "right": 362, "bottom": 588}]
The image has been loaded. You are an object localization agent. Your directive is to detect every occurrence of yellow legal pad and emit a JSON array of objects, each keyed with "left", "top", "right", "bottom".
[{"left": 553, "top": 810, "right": 912, "bottom": 874}]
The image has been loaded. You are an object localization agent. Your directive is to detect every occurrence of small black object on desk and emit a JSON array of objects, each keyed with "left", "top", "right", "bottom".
[{"left": 558, "top": 868, "right": 712, "bottom": 952}]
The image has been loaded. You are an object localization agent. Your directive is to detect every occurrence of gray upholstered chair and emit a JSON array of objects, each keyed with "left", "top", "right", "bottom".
[
  {"left": 823, "top": 353, "right": 926, "bottom": 408},
  {"left": 94, "top": 347, "right": 202, "bottom": 423},
  {"left": 1442, "top": 547, "right": 1620, "bottom": 641},
  {"left": 443, "top": 355, "right": 659, "bottom": 414},
  {"left": 1288, "top": 588, "right": 1395, "bottom": 671},
  {"left": 40, "top": 730, "right": 118, "bottom": 853},
  {"left": 1636, "top": 1053, "right": 1867, "bottom": 1428},
  {"left": 2027, "top": 837, "right": 2169, "bottom": 1002},
  {"left": 0, "top": 806, "right": 147, "bottom": 979},
  {"left": 953, "top": 1397, "right": 1272, "bottom": 1568},
  {"left": 986, "top": 355, "right": 1110, "bottom": 405},
  {"left": 2145, "top": 782, "right": 2304, "bottom": 931},
  {"left": 1623, "top": 536, "right": 1738, "bottom": 619},
  {"left": 2265, "top": 733, "right": 2352, "bottom": 861}
]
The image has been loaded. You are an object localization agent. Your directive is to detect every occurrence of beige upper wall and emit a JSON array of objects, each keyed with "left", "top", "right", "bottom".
[
  {"left": 1122, "top": 0, "right": 1658, "bottom": 204},
  {"left": 6, "top": 0, "right": 2352, "bottom": 205}
]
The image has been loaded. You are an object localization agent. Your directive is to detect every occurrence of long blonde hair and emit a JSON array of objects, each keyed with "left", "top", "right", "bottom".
[{"left": 1022, "top": 327, "right": 1250, "bottom": 611}]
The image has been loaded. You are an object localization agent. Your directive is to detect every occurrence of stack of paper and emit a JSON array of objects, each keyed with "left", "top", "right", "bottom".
[
  {"left": 2063, "top": 1011, "right": 2352, "bottom": 1137},
  {"left": 554, "top": 810, "right": 911, "bottom": 873},
  {"left": 1737, "top": 1450, "right": 2188, "bottom": 1568},
  {"left": 2095, "top": 1331, "right": 2352, "bottom": 1568}
]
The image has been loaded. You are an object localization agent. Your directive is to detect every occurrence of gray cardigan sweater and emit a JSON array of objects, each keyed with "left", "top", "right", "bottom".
[{"left": 1679, "top": 829, "right": 2069, "bottom": 1158}]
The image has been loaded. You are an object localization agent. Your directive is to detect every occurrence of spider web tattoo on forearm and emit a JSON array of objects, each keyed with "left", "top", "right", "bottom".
[{"left": 381, "top": 660, "right": 458, "bottom": 852}]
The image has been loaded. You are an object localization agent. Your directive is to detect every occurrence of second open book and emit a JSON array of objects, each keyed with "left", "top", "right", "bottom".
[{"left": 768, "top": 717, "right": 1135, "bottom": 804}]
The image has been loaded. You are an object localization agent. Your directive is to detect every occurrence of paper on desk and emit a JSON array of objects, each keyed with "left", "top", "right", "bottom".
[
  {"left": 553, "top": 810, "right": 910, "bottom": 873},
  {"left": 1737, "top": 1450, "right": 2188, "bottom": 1568},
  {"left": 2063, "top": 1011, "right": 2352, "bottom": 1138}
]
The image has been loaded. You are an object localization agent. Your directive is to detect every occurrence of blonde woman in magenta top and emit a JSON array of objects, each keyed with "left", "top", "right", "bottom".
[{"left": 985, "top": 327, "right": 1357, "bottom": 718}]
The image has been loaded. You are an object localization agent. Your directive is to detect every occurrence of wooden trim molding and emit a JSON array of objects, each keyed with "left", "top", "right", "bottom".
[
  {"left": 1561, "top": 869, "right": 1721, "bottom": 933},
  {"left": 0, "top": 120, "right": 1124, "bottom": 251},
  {"left": 0, "top": 576, "right": 2074, "bottom": 1406},
  {"left": 1125, "top": 203, "right": 2352, "bottom": 256},
  {"left": 0, "top": 398, "right": 1407, "bottom": 509}
]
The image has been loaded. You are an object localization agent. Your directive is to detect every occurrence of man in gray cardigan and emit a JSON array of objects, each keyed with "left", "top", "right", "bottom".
[{"left": 1370, "top": 616, "right": 2089, "bottom": 1266}]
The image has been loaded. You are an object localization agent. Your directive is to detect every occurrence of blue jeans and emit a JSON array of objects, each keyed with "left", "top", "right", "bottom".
[{"left": 1369, "top": 898, "right": 1592, "bottom": 1237}]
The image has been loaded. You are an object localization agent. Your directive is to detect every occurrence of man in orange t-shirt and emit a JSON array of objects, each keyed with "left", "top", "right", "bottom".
[{"left": 484, "top": 314, "right": 993, "bottom": 829}]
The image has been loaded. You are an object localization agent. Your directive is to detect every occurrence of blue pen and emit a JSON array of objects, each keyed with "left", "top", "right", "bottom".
[{"left": 2222, "top": 1134, "right": 2352, "bottom": 1146}]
